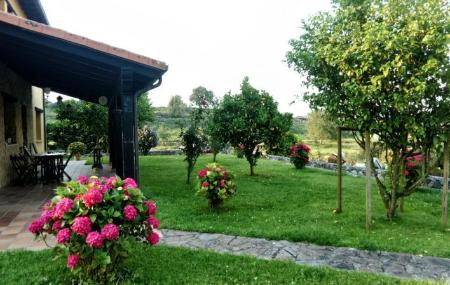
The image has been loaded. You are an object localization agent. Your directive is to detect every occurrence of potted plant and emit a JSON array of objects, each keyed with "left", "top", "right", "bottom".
[{"left": 67, "top": 142, "right": 86, "bottom": 160}]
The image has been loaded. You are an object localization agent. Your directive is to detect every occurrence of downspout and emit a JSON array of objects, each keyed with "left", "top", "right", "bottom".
[{"left": 43, "top": 92, "right": 47, "bottom": 152}]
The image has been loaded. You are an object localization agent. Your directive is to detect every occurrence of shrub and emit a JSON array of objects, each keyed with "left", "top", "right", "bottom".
[
  {"left": 180, "top": 126, "right": 207, "bottom": 184},
  {"left": 138, "top": 127, "right": 158, "bottom": 155},
  {"left": 28, "top": 176, "right": 161, "bottom": 284},
  {"left": 288, "top": 143, "right": 311, "bottom": 169},
  {"left": 196, "top": 163, "right": 237, "bottom": 208},
  {"left": 67, "top": 142, "right": 86, "bottom": 155}
]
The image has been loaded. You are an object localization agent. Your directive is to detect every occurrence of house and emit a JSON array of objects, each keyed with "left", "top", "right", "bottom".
[{"left": 0, "top": 0, "right": 168, "bottom": 187}]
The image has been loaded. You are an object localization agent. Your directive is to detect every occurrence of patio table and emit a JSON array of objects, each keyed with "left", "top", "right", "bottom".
[{"left": 33, "top": 152, "right": 65, "bottom": 184}]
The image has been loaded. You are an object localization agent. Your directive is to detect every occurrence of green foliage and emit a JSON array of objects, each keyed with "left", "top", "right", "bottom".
[
  {"left": 271, "top": 132, "right": 299, "bottom": 156},
  {"left": 306, "top": 111, "right": 337, "bottom": 144},
  {"left": 286, "top": 0, "right": 450, "bottom": 218},
  {"left": 180, "top": 126, "right": 207, "bottom": 184},
  {"left": 196, "top": 163, "right": 237, "bottom": 208},
  {"left": 138, "top": 127, "right": 158, "bottom": 155},
  {"left": 140, "top": 155, "right": 450, "bottom": 258},
  {"left": 47, "top": 100, "right": 108, "bottom": 152},
  {"left": 168, "top": 95, "right": 188, "bottom": 118},
  {"left": 137, "top": 93, "right": 154, "bottom": 128},
  {"left": 212, "top": 77, "right": 293, "bottom": 175},
  {"left": 189, "top": 86, "right": 217, "bottom": 109}
]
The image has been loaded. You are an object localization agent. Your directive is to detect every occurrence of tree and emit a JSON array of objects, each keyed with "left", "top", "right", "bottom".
[
  {"left": 306, "top": 111, "right": 337, "bottom": 144},
  {"left": 212, "top": 77, "right": 293, "bottom": 175},
  {"left": 137, "top": 93, "right": 155, "bottom": 128},
  {"left": 180, "top": 126, "right": 207, "bottom": 184},
  {"left": 47, "top": 100, "right": 108, "bottom": 152},
  {"left": 168, "top": 95, "right": 188, "bottom": 118},
  {"left": 287, "top": 0, "right": 450, "bottom": 218},
  {"left": 189, "top": 86, "right": 217, "bottom": 109}
]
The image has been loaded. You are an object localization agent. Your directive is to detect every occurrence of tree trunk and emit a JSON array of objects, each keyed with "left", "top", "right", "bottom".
[
  {"left": 387, "top": 152, "right": 401, "bottom": 219},
  {"left": 250, "top": 164, "right": 255, "bottom": 176},
  {"left": 213, "top": 152, "right": 217, "bottom": 162}
]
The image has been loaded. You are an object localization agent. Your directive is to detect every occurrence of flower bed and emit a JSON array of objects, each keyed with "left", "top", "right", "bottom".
[{"left": 29, "top": 176, "right": 161, "bottom": 283}]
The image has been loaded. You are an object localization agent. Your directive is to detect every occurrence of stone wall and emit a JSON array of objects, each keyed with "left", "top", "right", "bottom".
[
  {"left": 266, "top": 155, "right": 447, "bottom": 190},
  {"left": 0, "top": 63, "right": 43, "bottom": 188}
]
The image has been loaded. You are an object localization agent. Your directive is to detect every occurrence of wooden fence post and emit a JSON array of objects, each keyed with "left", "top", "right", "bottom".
[
  {"left": 336, "top": 127, "right": 342, "bottom": 213},
  {"left": 442, "top": 137, "right": 449, "bottom": 229},
  {"left": 365, "top": 130, "right": 372, "bottom": 230}
]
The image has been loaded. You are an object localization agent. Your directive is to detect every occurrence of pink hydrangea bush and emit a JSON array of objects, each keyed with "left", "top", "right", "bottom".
[
  {"left": 28, "top": 176, "right": 161, "bottom": 283},
  {"left": 196, "top": 163, "right": 237, "bottom": 208},
  {"left": 288, "top": 143, "right": 311, "bottom": 169}
]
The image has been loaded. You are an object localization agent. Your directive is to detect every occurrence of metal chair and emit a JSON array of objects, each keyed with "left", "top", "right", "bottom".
[{"left": 57, "top": 152, "right": 74, "bottom": 181}]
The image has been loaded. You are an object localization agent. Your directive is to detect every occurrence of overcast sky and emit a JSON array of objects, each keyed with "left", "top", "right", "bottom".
[{"left": 41, "top": 0, "right": 332, "bottom": 116}]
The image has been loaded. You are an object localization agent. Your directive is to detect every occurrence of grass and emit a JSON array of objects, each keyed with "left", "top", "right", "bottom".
[
  {"left": 140, "top": 155, "right": 450, "bottom": 258},
  {"left": 84, "top": 156, "right": 110, "bottom": 166},
  {"left": 0, "top": 245, "right": 435, "bottom": 285},
  {"left": 303, "top": 138, "right": 363, "bottom": 163}
]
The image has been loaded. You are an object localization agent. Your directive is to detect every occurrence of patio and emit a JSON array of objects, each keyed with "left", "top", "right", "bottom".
[{"left": 0, "top": 160, "right": 113, "bottom": 251}]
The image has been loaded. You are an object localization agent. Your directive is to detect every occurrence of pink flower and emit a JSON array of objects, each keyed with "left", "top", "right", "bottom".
[
  {"left": 82, "top": 189, "right": 103, "bottom": 208},
  {"left": 146, "top": 232, "right": 160, "bottom": 245},
  {"left": 40, "top": 209, "right": 54, "bottom": 224},
  {"left": 99, "top": 185, "right": 109, "bottom": 194},
  {"left": 77, "top": 176, "right": 89, "bottom": 184},
  {"left": 67, "top": 254, "right": 80, "bottom": 269},
  {"left": 72, "top": 216, "right": 91, "bottom": 236},
  {"left": 86, "top": 231, "right": 104, "bottom": 248},
  {"left": 123, "top": 205, "right": 138, "bottom": 221},
  {"left": 123, "top": 178, "right": 138, "bottom": 190},
  {"left": 145, "top": 201, "right": 157, "bottom": 215},
  {"left": 101, "top": 224, "right": 119, "bottom": 240},
  {"left": 147, "top": 216, "right": 160, "bottom": 229},
  {"left": 106, "top": 177, "right": 117, "bottom": 189},
  {"left": 219, "top": 180, "right": 225, "bottom": 188},
  {"left": 198, "top": 169, "right": 207, "bottom": 178},
  {"left": 57, "top": 228, "right": 71, "bottom": 244},
  {"left": 28, "top": 218, "right": 45, "bottom": 234},
  {"left": 202, "top": 181, "right": 209, "bottom": 188},
  {"left": 52, "top": 220, "right": 62, "bottom": 232},
  {"left": 53, "top": 198, "right": 74, "bottom": 219}
]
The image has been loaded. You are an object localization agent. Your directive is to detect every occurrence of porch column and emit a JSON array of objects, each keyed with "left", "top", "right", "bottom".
[{"left": 117, "top": 67, "right": 139, "bottom": 182}]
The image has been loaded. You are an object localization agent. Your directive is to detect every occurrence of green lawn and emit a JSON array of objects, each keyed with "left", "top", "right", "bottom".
[
  {"left": 140, "top": 155, "right": 450, "bottom": 258},
  {"left": 0, "top": 245, "right": 435, "bottom": 285}
]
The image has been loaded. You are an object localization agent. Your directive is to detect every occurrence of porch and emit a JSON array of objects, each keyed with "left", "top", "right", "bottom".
[{"left": 0, "top": 160, "right": 113, "bottom": 250}]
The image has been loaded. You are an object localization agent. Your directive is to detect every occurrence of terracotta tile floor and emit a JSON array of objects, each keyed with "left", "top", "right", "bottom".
[{"left": 0, "top": 161, "right": 114, "bottom": 251}]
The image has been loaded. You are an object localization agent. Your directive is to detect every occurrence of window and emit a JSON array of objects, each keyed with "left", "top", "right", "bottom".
[
  {"left": 3, "top": 96, "right": 17, "bottom": 144},
  {"left": 35, "top": 109, "right": 43, "bottom": 141}
]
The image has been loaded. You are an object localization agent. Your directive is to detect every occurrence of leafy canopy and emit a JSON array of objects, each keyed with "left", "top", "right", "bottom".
[{"left": 212, "top": 77, "right": 293, "bottom": 175}]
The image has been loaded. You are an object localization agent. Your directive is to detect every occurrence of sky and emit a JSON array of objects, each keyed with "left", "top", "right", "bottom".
[{"left": 41, "top": 0, "right": 332, "bottom": 116}]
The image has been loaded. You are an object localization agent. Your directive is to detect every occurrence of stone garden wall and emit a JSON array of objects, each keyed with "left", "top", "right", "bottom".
[{"left": 266, "top": 155, "right": 448, "bottom": 190}]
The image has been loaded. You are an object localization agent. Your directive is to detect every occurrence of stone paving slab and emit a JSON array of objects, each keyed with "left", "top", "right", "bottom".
[{"left": 160, "top": 229, "right": 450, "bottom": 282}]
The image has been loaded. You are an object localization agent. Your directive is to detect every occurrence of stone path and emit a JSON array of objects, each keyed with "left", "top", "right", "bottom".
[{"left": 160, "top": 229, "right": 450, "bottom": 282}]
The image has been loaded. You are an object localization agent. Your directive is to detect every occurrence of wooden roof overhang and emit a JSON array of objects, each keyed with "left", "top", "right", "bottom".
[{"left": 0, "top": 11, "right": 168, "bottom": 103}]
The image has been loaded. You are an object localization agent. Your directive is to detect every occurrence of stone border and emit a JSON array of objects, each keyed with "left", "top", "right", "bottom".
[
  {"left": 266, "top": 155, "right": 448, "bottom": 190},
  {"left": 161, "top": 229, "right": 450, "bottom": 281}
]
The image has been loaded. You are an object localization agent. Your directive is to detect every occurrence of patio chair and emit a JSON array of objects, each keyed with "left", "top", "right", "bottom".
[
  {"left": 22, "top": 146, "right": 41, "bottom": 179},
  {"left": 57, "top": 152, "right": 74, "bottom": 181},
  {"left": 30, "top": 143, "right": 38, "bottom": 155},
  {"left": 10, "top": 154, "right": 38, "bottom": 184}
]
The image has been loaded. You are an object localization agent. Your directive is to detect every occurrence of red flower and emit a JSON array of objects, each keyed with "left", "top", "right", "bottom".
[
  {"left": 82, "top": 189, "right": 103, "bottom": 208},
  {"left": 202, "top": 181, "right": 209, "bottom": 188},
  {"left": 145, "top": 201, "right": 157, "bottom": 215},
  {"left": 123, "top": 205, "right": 138, "bottom": 221},
  {"left": 147, "top": 232, "right": 160, "bottom": 245},
  {"left": 147, "top": 216, "right": 160, "bottom": 229},
  {"left": 198, "top": 169, "right": 208, "bottom": 178}
]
